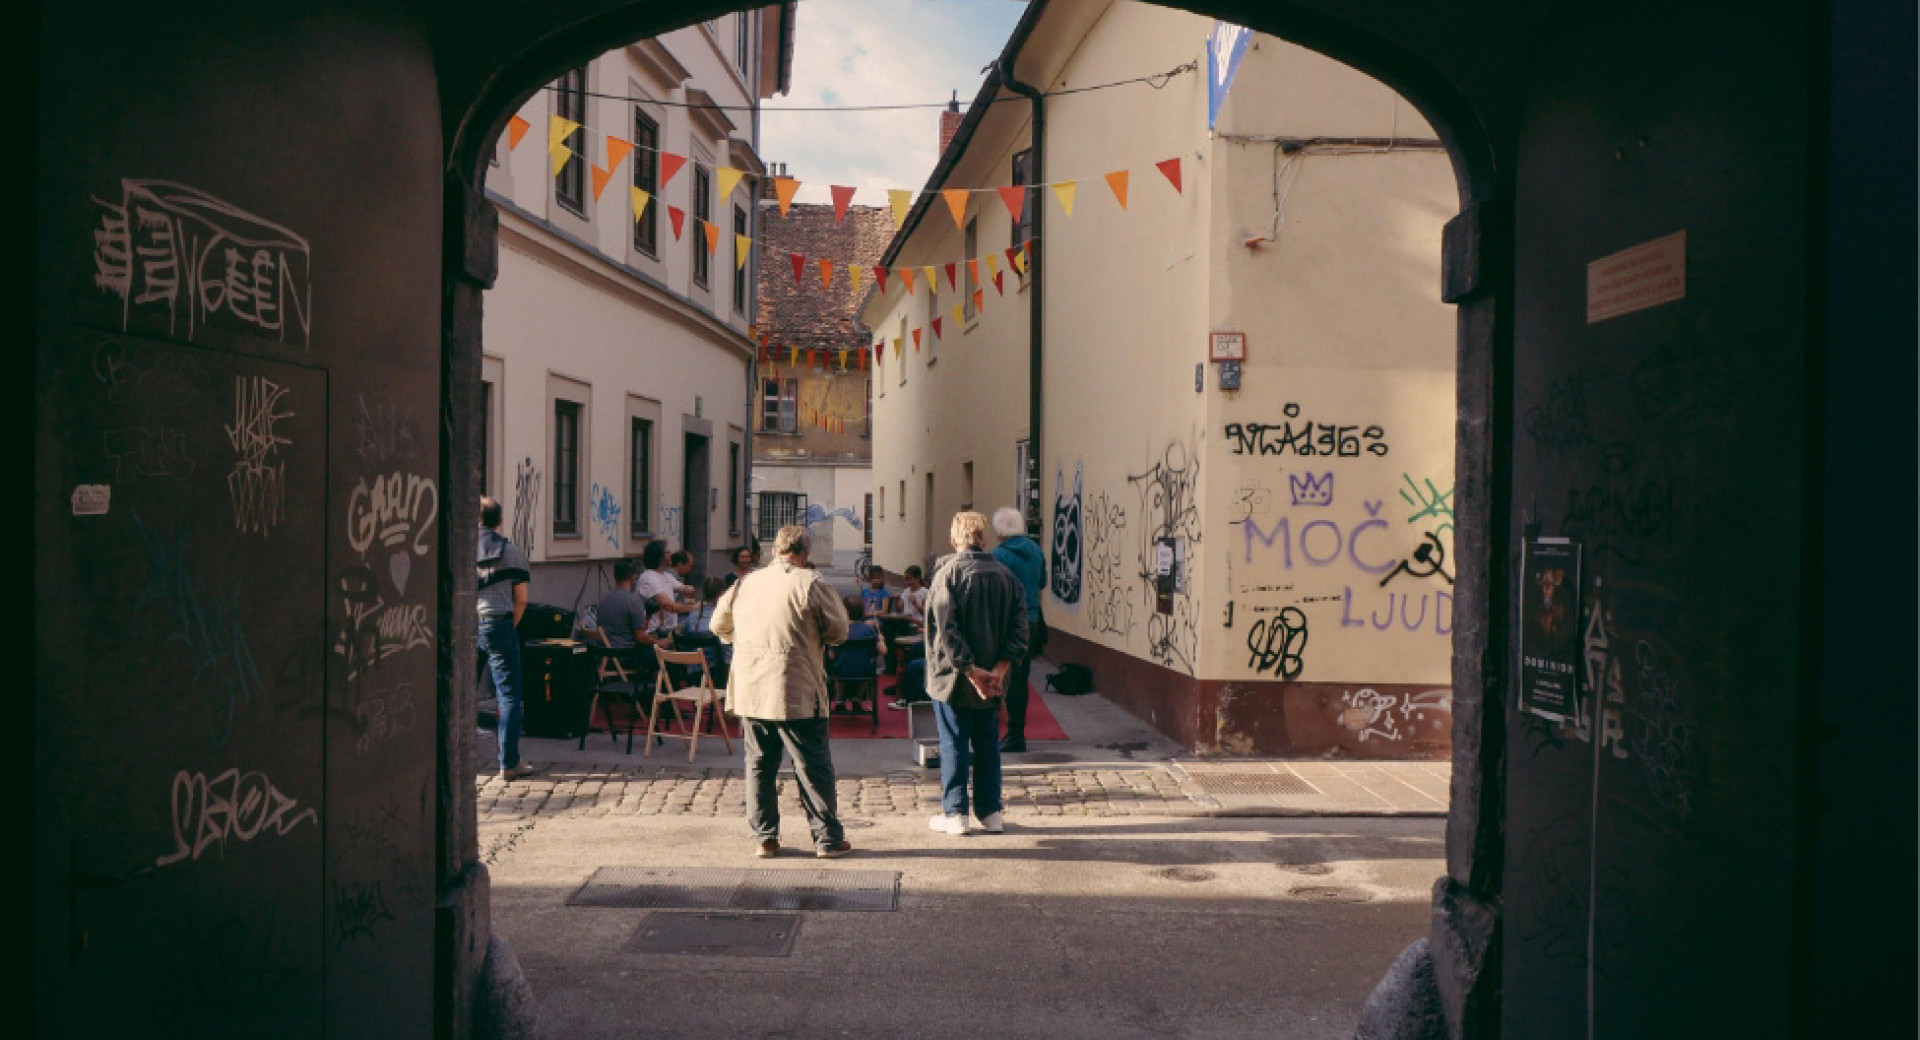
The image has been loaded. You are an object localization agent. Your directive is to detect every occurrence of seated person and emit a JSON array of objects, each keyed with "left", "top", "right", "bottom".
[
  {"left": 859, "top": 570, "right": 894, "bottom": 618},
  {"left": 898, "top": 565, "right": 929, "bottom": 630},
  {"left": 637, "top": 541, "right": 700, "bottom": 636},
  {"left": 594, "top": 559, "right": 662, "bottom": 679},
  {"left": 827, "top": 594, "right": 887, "bottom": 712},
  {"left": 889, "top": 656, "right": 929, "bottom": 708},
  {"left": 678, "top": 576, "right": 732, "bottom": 687}
]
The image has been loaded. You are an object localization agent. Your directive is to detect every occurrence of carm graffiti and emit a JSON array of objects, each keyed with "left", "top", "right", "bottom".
[
  {"left": 346, "top": 471, "right": 437, "bottom": 558},
  {"left": 156, "top": 767, "right": 317, "bottom": 867}
]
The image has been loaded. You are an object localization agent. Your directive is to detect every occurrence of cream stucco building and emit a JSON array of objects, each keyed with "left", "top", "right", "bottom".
[
  {"left": 862, "top": 0, "right": 1459, "bottom": 757},
  {"left": 483, "top": 11, "right": 793, "bottom": 609}
]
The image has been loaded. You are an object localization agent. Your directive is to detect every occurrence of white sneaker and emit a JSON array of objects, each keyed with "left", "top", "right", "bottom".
[
  {"left": 928, "top": 813, "right": 969, "bottom": 836},
  {"left": 976, "top": 811, "right": 1004, "bottom": 833}
]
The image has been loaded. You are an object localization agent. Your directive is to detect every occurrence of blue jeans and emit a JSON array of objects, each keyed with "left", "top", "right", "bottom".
[
  {"left": 478, "top": 613, "right": 523, "bottom": 770},
  {"left": 932, "top": 699, "right": 1002, "bottom": 819}
]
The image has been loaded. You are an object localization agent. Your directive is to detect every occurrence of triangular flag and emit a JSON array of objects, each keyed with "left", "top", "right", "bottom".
[
  {"left": 668, "top": 206, "right": 687, "bottom": 240},
  {"left": 892, "top": 336, "right": 903, "bottom": 357},
  {"left": 807, "top": 349, "right": 817, "bottom": 369},
  {"left": 942, "top": 189, "right": 969, "bottom": 230},
  {"left": 972, "top": 289, "right": 985, "bottom": 312},
  {"left": 701, "top": 221, "right": 719, "bottom": 256},
  {"left": 629, "top": 187, "right": 652, "bottom": 224},
  {"left": 912, "top": 328, "right": 921, "bottom": 351},
  {"left": 659, "top": 152, "right": 687, "bottom": 186},
  {"left": 818, "top": 258, "right": 834, "bottom": 289},
  {"left": 967, "top": 259, "right": 980, "bottom": 286},
  {"left": 944, "top": 262, "right": 958, "bottom": 290},
  {"left": 831, "top": 185, "right": 856, "bottom": 223},
  {"left": 548, "top": 116, "right": 579, "bottom": 176},
  {"left": 932, "top": 317, "right": 943, "bottom": 338},
  {"left": 875, "top": 339, "right": 885, "bottom": 360},
  {"left": 1025, "top": 239, "right": 1037, "bottom": 264},
  {"left": 773, "top": 176, "right": 801, "bottom": 217},
  {"left": 994, "top": 270, "right": 1005, "bottom": 295},
  {"left": 789, "top": 252, "right": 805, "bottom": 284},
  {"left": 606, "top": 136, "right": 634, "bottom": 172},
  {"left": 1156, "top": 157, "right": 1183, "bottom": 194},
  {"left": 507, "top": 115, "right": 531, "bottom": 151},
  {"left": 837, "top": 349, "right": 848, "bottom": 369},
  {"left": 590, "top": 164, "right": 614, "bottom": 200},
  {"left": 901, "top": 267, "right": 916, "bottom": 294},
  {"left": 950, "top": 303, "right": 963, "bottom": 326},
  {"left": 1005, "top": 247, "right": 1021, "bottom": 276},
  {"left": 923, "top": 266, "right": 938, "bottom": 293},
  {"left": 986, "top": 253, "right": 998, "bottom": 278},
  {"left": 735, "top": 234, "right": 752, "bottom": 270},
  {"left": 874, "top": 266, "right": 889, "bottom": 292},
  {"left": 997, "top": 185, "right": 1027, "bottom": 224},
  {"left": 717, "top": 166, "right": 745, "bottom": 201},
  {"left": 1052, "top": 180, "right": 1077, "bottom": 217},
  {"left": 848, "top": 264, "right": 863, "bottom": 294},
  {"left": 888, "top": 189, "right": 913, "bottom": 228},
  {"left": 1105, "top": 170, "right": 1130, "bottom": 209}
]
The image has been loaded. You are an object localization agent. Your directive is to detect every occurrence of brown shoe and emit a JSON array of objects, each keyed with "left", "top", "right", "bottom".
[
  {"left": 755, "top": 839, "right": 780, "bottom": 859},
  {"left": 816, "top": 840, "right": 853, "bottom": 859}
]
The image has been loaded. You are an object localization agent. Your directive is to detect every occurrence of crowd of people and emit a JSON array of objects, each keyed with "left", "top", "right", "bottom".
[{"left": 477, "top": 497, "right": 1050, "bottom": 860}]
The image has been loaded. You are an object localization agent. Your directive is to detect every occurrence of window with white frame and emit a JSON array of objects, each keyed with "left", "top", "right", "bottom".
[{"left": 761, "top": 378, "right": 797, "bottom": 433}]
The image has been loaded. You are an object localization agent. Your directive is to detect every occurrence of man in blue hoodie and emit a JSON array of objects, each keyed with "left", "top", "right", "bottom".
[{"left": 991, "top": 507, "right": 1047, "bottom": 753}]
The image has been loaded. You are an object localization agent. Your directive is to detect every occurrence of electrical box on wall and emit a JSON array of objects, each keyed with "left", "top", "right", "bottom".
[{"left": 1218, "top": 359, "right": 1242, "bottom": 391}]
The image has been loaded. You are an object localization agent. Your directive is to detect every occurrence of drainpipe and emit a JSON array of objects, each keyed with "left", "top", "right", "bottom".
[{"left": 1001, "top": 62, "right": 1044, "bottom": 530}]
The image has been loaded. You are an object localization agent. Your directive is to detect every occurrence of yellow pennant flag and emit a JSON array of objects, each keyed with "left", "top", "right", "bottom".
[
  {"left": 892, "top": 336, "right": 903, "bottom": 357},
  {"left": 848, "top": 264, "right": 864, "bottom": 294},
  {"left": 888, "top": 189, "right": 914, "bottom": 228},
  {"left": 735, "top": 234, "right": 753, "bottom": 270},
  {"left": 717, "top": 166, "right": 746, "bottom": 201},
  {"left": 702, "top": 221, "right": 719, "bottom": 256},
  {"left": 837, "top": 349, "right": 848, "bottom": 369},
  {"left": 774, "top": 176, "right": 802, "bottom": 217},
  {"left": 630, "top": 187, "right": 651, "bottom": 223},
  {"left": 986, "top": 252, "right": 999, "bottom": 278},
  {"left": 1052, "top": 180, "right": 1078, "bottom": 218},
  {"left": 951, "top": 303, "right": 963, "bottom": 326},
  {"left": 548, "top": 116, "right": 580, "bottom": 176},
  {"left": 941, "top": 189, "right": 969, "bottom": 230},
  {"left": 923, "top": 266, "right": 938, "bottom": 292},
  {"left": 1105, "top": 170, "right": 1130, "bottom": 209}
]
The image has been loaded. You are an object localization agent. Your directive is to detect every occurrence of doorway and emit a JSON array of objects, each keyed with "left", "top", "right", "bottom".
[{"left": 682, "top": 431, "right": 710, "bottom": 575}]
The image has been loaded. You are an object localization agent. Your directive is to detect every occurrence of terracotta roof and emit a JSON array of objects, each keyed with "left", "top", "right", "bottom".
[{"left": 754, "top": 203, "right": 895, "bottom": 350}]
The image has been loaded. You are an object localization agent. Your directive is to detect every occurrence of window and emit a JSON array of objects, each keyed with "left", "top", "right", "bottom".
[
  {"left": 896, "top": 317, "right": 907, "bottom": 385},
  {"left": 878, "top": 486, "right": 885, "bottom": 521},
  {"left": 479, "top": 380, "right": 493, "bottom": 496},
  {"left": 735, "top": 12, "right": 752, "bottom": 73},
  {"left": 553, "top": 400, "right": 581, "bottom": 536},
  {"left": 864, "top": 493, "right": 874, "bottom": 545},
  {"left": 1010, "top": 149, "right": 1035, "bottom": 253},
  {"left": 554, "top": 67, "right": 588, "bottom": 215},
  {"left": 692, "top": 165, "right": 712, "bottom": 288},
  {"left": 728, "top": 441, "right": 741, "bottom": 534},
  {"left": 761, "top": 378, "right": 797, "bottom": 433},
  {"left": 961, "top": 460, "right": 974, "bottom": 510},
  {"left": 757, "top": 491, "right": 801, "bottom": 543},
  {"left": 629, "top": 417, "right": 652, "bottom": 537},
  {"left": 633, "top": 110, "right": 660, "bottom": 256},
  {"left": 863, "top": 377, "right": 872, "bottom": 437},
  {"left": 927, "top": 274, "right": 939, "bottom": 362},
  {"left": 732, "top": 204, "right": 749, "bottom": 314},
  {"left": 963, "top": 219, "right": 978, "bottom": 320},
  {"left": 897, "top": 479, "right": 905, "bottom": 517},
  {"left": 1015, "top": 438, "right": 1038, "bottom": 535}
]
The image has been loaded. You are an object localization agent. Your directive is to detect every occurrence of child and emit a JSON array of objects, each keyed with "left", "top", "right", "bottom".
[
  {"left": 828, "top": 595, "right": 887, "bottom": 713},
  {"left": 860, "top": 570, "right": 893, "bottom": 618}
]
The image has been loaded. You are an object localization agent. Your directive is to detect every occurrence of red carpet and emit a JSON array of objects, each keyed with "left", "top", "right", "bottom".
[{"left": 585, "top": 676, "right": 1068, "bottom": 741}]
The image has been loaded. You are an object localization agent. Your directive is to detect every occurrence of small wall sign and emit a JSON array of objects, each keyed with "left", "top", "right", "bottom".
[
  {"left": 1209, "top": 331, "right": 1247, "bottom": 361},
  {"left": 1587, "top": 231, "right": 1686, "bottom": 323},
  {"left": 1218, "top": 359, "right": 1243, "bottom": 390}
]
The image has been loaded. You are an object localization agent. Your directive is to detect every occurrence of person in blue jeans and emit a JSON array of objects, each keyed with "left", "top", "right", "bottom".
[
  {"left": 477, "top": 496, "right": 533, "bottom": 781},
  {"left": 924, "top": 511, "right": 1029, "bottom": 836}
]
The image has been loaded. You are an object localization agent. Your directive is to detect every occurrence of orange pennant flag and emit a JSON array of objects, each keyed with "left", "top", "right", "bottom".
[
  {"left": 507, "top": 115, "right": 531, "bottom": 150},
  {"left": 901, "top": 267, "right": 917, "bottom": 294},
  {"left": 606, "top": 136, "right": 635, "bottom": 173},
  {"left": 1105, "top": 170, "right": 1130, "bottom": 209},
  {"left": 702, "top": 221, "right": 719, "bottom": 256},
  {"left": 941, "top": 189, "right": 970, "bottom": 230},
  {"left": 773, "top": 176, "right": 802, "bottom": 217},
  {"left": 818, "top": 258, "right": 834, "bottom": 289},
  {"left": 831, "top": 185, "right": 856, "bottom": 223},
  {"left": 912, "top": 328, "right": 921, "bottom": 351},
  {"left": 967, "top": 258, "right": 980, "bottom": 286},
  {"left": 590, "top": 164, "right": 615, "bottom": 200},
  {"left": 997, "top": 185, "right": 1027, "bottom": 224},
  {"left": 973, "top": 289, "right": 985, "bottom": 312},
  {"left": 1156, "top": 157, "right": 1183, "bottom": 194}
]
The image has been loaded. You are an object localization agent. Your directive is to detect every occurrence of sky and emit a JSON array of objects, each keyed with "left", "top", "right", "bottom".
[{"left": 759, "top": 0, "right": 1030, "bottom": 205}]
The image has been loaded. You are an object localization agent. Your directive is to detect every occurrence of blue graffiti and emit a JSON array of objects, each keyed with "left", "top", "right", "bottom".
[
  {"left": 132, "top": 510, "right": 262, "bottom": 748},
  {"left": 802, "top": 504, "right": 863, "bottom": 531},
  {"left": 589, "top": 483, "right": 621, "bottom": 548}
]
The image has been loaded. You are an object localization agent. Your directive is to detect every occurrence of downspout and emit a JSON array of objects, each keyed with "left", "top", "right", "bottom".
[{"left": 1001, "top": 62, "right": 1044, "bottom": 530}]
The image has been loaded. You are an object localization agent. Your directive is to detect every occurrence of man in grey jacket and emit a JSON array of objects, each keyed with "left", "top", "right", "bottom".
[
  {"left": 925, "top": 511, "right": 1030, "bottom": 836},
  {"left": 712, "top": 525, "right": 853, "bottom": 859}
]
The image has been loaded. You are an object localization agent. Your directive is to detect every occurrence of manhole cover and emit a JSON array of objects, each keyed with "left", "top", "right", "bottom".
[
  {"left": 1014, "top": 751, "right": 1075, "bottom": 764},
  {"left": 1289, "top": 885, "right": 1371, "bottom": 903},
  {"left": 1277, "top": 862, "right": 1334, "bottom": 876},
  {"left": 1190, "top": 772, "right": 1319, "bottom": 796},
  {"left": 623, "top": 912, "right": 800, "bottom": 957},
  {"left": 1153, "top": 866, "right": 1218, "bottom": 883},
  {"left": 732, "top": 868, "right": 899, "bottom": 912},
  {"left": 569, "top": 867, "right": 742, "bottom": 909}
]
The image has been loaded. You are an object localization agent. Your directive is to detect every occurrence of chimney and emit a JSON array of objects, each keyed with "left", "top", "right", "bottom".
[
  {"left": 763, "top": 161, "right": 784, "bottom": 199},
  {"left": 938, "top": 91, "right": 963, "bottom": 155}
]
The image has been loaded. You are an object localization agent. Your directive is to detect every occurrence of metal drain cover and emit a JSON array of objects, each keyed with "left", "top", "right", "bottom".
[
  {"left": 570, "top": 867, "right": 899, "bottom": 911},
  {"left": 624, "top": 912, "right": 800, "bottom": 957},
  {"left": 1190, "top": 772, "right": 1319, "bottom": 796}
]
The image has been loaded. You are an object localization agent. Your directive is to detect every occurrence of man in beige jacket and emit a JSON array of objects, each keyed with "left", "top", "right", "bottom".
[{"left": 712, "top": 524, "right": 853, "bottom": 859}]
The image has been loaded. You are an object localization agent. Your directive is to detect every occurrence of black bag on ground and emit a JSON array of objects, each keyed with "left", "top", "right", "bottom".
[{"left": 1045, "top": 662, "right": 1093, "bottom": 695}]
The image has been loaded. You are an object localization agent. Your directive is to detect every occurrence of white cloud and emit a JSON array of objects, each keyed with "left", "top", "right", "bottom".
[{"left": 762, "top": 0, "right": 1028, "bottom": 204}]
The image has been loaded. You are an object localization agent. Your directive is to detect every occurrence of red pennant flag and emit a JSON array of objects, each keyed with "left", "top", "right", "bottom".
[
  {"left": 944, "top": 262, "right": 958, "bottom": 291},
  {"left": 659, "top": 152, "right": 688, "bottom": 186},
  {"left": 994, "top": 270, "right": 1005, "bottom": 295},
  {"left": 789, "top": 252, "right": 805, "bottom": 284},
  {"left": 874, "top": 266, "right": 889, "bottom": 292},
  {"left": 668, "top": 206, "right": 687, "bottom": 240},
  {"left": 1025, "top": 239, "right": 1037, "bottom": 263},
  {"left": 933, "top": 317, "right": 943, "bottom": 338},
  {"left": 875, "top": 339, "right": 885, "bottom": 360},
  {"left": 912, "top": 328, "right": 921, "bottom": 350},
  {"left": 830, "top": 185, "right": 856, "bottom": 223},
  {"left": 1005, "top": 246, "right": 1021, "bottom": 273},
  {"left": 1156, "top": 157, "right": 1183, "bottom": 194},
  {"left": 507, "top": 115, "right": 531, "bottom": 150},
  {"left": 997, "top": 185, "right": 1027, "bottom": 224},
  {"left": 807, "top": 349, "right": 817, "bottom": 369}
]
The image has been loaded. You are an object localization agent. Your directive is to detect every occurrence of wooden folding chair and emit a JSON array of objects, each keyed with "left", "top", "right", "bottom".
[
  {"left": 645, "top": 646, "right": 733, "bottom": 761},
  {"left": 581, "top": 628, "right": 645, "bottom": 754}
]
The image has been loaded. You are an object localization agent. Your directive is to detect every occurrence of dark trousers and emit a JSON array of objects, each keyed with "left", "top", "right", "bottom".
[
  {"left": 742, "top": 717, "right": 843, "bottom": 848},
  {"left": 1003, "top": 654, "right": 1033, "bottom": 744}
]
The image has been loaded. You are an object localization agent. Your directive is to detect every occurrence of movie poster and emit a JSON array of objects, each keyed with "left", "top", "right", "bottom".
[{"left": 1519, "top": 538, "right": 1581, "bottom": 721}]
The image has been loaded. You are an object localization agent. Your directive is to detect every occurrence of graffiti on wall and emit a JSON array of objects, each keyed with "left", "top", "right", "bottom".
[
  {"left": 1335, "top": 687, "right": 1452, "bottom": 743},
  {"left": 1130, "top": 439, "right": 1202, "bottom": 674},
  {"left": 133, "top": 510, "right": 262, "bottom": 749},
  {"left": 1050, "top": 463, "right": 1082, "bottom": 604},
  {"left": 1224, "top": 406, "right": 1389, "bottom": 458},
  {"left": 657, "top": 494, "right": 682, "bottom": 541},
  {"left": 510, "top": 458, "right": 539, "bottom": 552},
  {"left": 155, "top": 766, "right": 317, "bottom": 868},
  {"left": 225, "top": 375, "right": 293, "bottom": 537},
  {"left": 1083, "top": 491, "right": 1133, "bottom": 639},
  {"left": 803, "top": 503, "right": 862, "bottom": 531},
  {"left": 589, "top": 483, "right": 622, "bottom": 548},
  {"left": 1245, "top": 606, "right": 1309, "bottom": 680}
]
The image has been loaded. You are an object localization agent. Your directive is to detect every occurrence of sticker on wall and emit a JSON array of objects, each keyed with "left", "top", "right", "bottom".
[
  {"left": 71, "top": 484, "right": 111, "bottom": 516},
  {"left": 1587, "top": 230, "right": 1685, "bottom": 323},
  {"left": 1518, "top": 537, "right": 1582, "bottom": 721}
]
